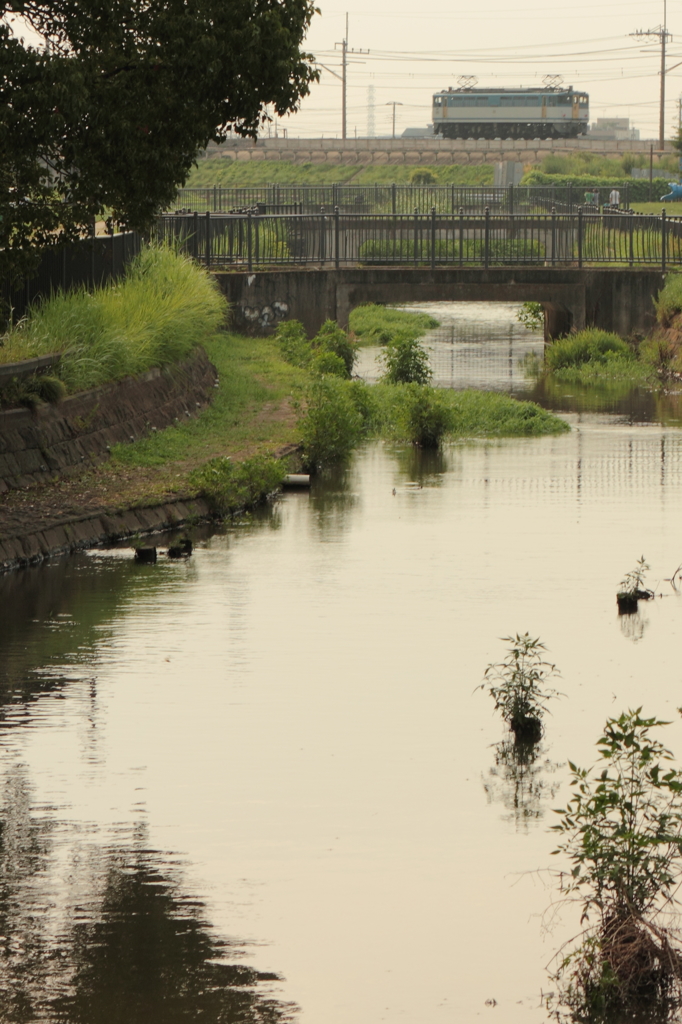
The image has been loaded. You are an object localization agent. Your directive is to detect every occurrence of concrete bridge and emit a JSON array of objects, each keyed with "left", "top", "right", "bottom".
[{"left": 214, "top": 266, "right": 666, "bottom": 340}]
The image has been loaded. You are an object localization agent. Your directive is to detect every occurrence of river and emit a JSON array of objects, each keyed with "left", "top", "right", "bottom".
[{"left": 2, "top": 303, "right": 682, "bottom": 1023}]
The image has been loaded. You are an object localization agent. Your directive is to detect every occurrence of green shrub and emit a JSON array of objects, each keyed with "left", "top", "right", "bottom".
[
  {"left": 298, "top": 376, "right": 366, "bottom": 469},
  {"left": 313, "top": 320, "right": 356, "bottom": 376},
  {"left": 479, "top": 633, "right": 561, "bottom": 742},
  {"left": 311, "top": 350, "right": 347, "bottom": 377},
  {"left": 654, "top": 273, "right": 682, "bottom": 326},
  {"left": 274, "top": 319, "right": 313, "bottom": 367},
  {"left": 398, "top": 384, "right": 454, "bottom": 448},
  {"left": 349, "top": 303, "right": 439, "bottom": 346},
  {"left": 545, "top": 330, "right": 632, "bottom": 371},
  {"left": 447, "top": 390, "right": 570, "bottom": 437},
  {"left": 516, "top": 301, "right": 544, "bottom": 332},
  {"left": 189, "top": 454, "right": 285, "bottom": 515},
  {"left": 381, "top": 332, "right": 432, "bottom": 385},
  {"left": 409, "top": 168, "right": 437, "bottom": 185},
  {"left": 0, "top": 245, "right": 227, "bottom": 393},
  {"left": 550, "top": 710, "right": 682, "bottom": 1022}
]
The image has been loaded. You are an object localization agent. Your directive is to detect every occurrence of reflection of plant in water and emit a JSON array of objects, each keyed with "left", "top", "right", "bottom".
[
  {"left": 618, "top": 608, "right": 649, "bottom": 643},
  {"left": 549, "top": 711, "right": 682, "bottom": 1024},
  {"left": 483, "top": 740, "right": 561, "bottom": 830},
  {"left": 393, "top": 441, "right": 449, "bottom": 486}
]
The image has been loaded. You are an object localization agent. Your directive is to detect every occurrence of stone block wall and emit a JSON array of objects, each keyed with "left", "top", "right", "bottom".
[
  {"left": 205, "top": 136, "right": 673, "bottom": 169},
  {"left": 0, "top": 347, "right": 218, "bottom": 492}
]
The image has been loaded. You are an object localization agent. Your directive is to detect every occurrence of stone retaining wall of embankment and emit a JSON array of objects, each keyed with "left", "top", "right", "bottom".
[
  {"left": 0, "top": 347, "right": 218, "bottom": 492},
  {"left": 0, "top": 497, "right": 214, "bottom": 575},
  {"left": 206, "top": 136, "right": 675, "bottom": 167}
]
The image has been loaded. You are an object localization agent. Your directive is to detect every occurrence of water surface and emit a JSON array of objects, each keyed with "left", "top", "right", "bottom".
[{"left": 2, "top": 304, "right": 682, "bottom": 1023}]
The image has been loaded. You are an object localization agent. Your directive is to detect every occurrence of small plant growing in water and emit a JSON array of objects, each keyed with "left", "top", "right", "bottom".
[
  {"left": 380, "top": 331, "right": 432, "bottom": 385},
  {"left": 617, "top": 555, "right": 653, "bottom": 613},
  {"left": 516, "top": 301, "right": 544, "bottom": 333},
  {"left": 549, "top": 710, "right": 682, "bottom": 1023},
  {"left": 479, "top": 633, "right": 561, "bottom": 743}
]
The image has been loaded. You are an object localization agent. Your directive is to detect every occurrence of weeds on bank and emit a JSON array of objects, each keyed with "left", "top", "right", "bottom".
[
  {"left": 0, "top": 246, "right": 226, "bottom": 394},
  {"left": 549, "top": 711, "right": 682, "bottom": 1024},
  {"left": 189, "top": 454, "right": 286, "bottom": 515}
]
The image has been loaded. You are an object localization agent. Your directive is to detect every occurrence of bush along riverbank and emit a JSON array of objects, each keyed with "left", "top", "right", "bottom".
[
  {"left": 0, "top": 300, "right": 567, "bottom": 569},
  {"left": 536, "top": 274, "right": 682, "bottom": 392},
  {"left": 273, "top": 312, "right": 569, "bottom": 471}
]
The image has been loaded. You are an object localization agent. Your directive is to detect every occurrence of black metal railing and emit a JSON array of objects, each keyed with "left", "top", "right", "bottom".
[
  {"left": 155, "top": 208, "right": 682, "bottom": 271},
  {"left": 3, "top": 230, "right": 142, "bottom": 323},
  {"left": 172, "top": 183, "right": 647, "bottom": 216}
]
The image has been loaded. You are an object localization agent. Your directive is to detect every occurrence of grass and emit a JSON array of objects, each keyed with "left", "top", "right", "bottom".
[
  {"left": 1, "top": 247, "right": 226, "bottom": 394},
  {"left": 631, "top": 202, "right": 682, "bottom": 215},
  {"left": 111, "top": 332, "right": 306, "bottom": 472},
  {"left": 185, "top": 159, "right": 494, "bottom": 188},
  {"left": 348, "top": 303, "right": 439, "bottom": 346}
]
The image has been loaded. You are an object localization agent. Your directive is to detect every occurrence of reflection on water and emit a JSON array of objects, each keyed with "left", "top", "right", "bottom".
[
  {"left": 356, "top": 301, "right": 682, "bottom": 426},
  {"left": 0, "top": 769, "right": 293, "bottom": 1024},
  {"left": 483, "top": 740, "right": 562, "bottom": 831},
  {"left": 6, "top": 303, "right": 682, "bottom": 1023}
]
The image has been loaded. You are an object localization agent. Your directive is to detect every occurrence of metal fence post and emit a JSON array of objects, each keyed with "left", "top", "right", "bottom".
[
  {"left": 430, "top": 206, "right": 436, "bottom": 270},
  {"left": 392, "top": 183, "right": 397, "bottom": 215},
  {"left": 205, "top": 211, "right": 211, "bottom": 268},
  {"left": 320, "top": 207, "right": 326, "bottom": 265},
  {"left": 334, "top": 205, "right": 340, "bottom": 268},
  {"left": 662, "top": 209, "right": 667, "bottom": 272},
  {"left": 451, "top": 183, "right": 456, "bottom": 214},
  {"left": 247, "top": 211, "right": 253, "bottom": 272},
  {"left": 551, "top": 206, "right": 556, "bottom": 266},
  {"left": 578, "top": 206, "right": 583, "bottom": 268},
  {"left": 193, "top": 211, "right": 199, "bottom": 261},
  {"left": 508, "top": 184, "right": 514, "bottom": 216},
  {"left": 629, "top": 209, "right": 634, "bottom": 266},
  {"left": 213, "top": 185, "right": 218, "bottom": 212},
  {"left": 413, "top": 208, "right": 419, "bottom": 266},
  {"left": 568, "top": 184, "right": 573, "bottom": 212},
  {"left": 459, "top": 206, "right": 464, "bottom": 266},
  {"left": 484, "top": 206, "right": 490, "bottom": 269}
]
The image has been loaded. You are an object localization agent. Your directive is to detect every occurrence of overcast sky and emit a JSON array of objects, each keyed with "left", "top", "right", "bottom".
[{"left": 271, "top": 0, "right": 681, "bottom": 140}]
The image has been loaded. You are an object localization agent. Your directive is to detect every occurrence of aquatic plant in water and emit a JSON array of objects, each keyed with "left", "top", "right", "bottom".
[
  {"left": 616, "top": 555, "right": 653, "bottom": 614},
  {"left": 549, "top": 710, "right": 682, "bottom": 1024},
  {"left": 479, "top": 633, "right": 561, "bottom": 743}
]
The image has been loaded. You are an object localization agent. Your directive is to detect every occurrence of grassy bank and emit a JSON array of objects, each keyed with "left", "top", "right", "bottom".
[
  {"left": 185, "top": 159, "right": 494, "bottom": 188},
  {"left": 349, "top": 304, "right": 439, "bottom": 346},
  {"left": 1, "top": 247, "right": 226, "bottom": 397}
]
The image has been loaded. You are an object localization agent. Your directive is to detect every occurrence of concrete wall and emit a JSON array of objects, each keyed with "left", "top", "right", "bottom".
[
  {"left": 206, "top": 136, "right": 674, "bottom": 168},
  {"left": 0, "top": 348, "right": 217, "bottom": 492},
  {"left": 214, "top": 267, "right": 665, "bottom": 341}
]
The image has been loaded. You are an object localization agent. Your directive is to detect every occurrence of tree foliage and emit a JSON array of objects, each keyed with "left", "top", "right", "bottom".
[{"left": 0, "top": 0, "right": 319, "bottom": 278}]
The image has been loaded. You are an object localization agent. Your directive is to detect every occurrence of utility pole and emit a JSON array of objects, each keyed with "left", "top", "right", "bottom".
[
  {"left": 632, "top": 0, "right": 672, "bottom": 149},
  {"left": 386, "top": 101, "right": 403, "bottom": 139},
  {"left": 342, "top": 13, "right": 348, "bottom": 140}
]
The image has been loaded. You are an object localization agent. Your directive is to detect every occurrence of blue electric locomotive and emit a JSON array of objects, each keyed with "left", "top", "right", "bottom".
[{"left": 432, "top": 85, "right": 589, "bottom": 140}]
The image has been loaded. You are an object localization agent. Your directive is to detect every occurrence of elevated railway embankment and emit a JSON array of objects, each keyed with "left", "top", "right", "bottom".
[{"left": 206, "top": 135, "right": 674, "bottom": 168}]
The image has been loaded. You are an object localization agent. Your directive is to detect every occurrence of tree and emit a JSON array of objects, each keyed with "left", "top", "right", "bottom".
[{"left": 0, "top": 0, "right": 318, "bottom": 278}]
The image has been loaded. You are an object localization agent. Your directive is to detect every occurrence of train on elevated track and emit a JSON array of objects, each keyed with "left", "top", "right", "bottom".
[{"left": 432, "top": 84, "right": 589, "bottom": 140}]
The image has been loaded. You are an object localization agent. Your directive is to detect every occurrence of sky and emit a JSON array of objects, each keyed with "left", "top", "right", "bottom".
[{"left": 268, "top": 0, "right": 682, "bottom": 140}]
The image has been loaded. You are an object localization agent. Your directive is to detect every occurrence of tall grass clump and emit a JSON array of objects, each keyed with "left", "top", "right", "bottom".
[
  {"left": 654, "top": 273, "right": 682, "bottom": 328},
  {"left": 349, "top": 303, "right": 439, "bottom": 346},
  {"left": 189, "top": 454, "right": 286, "bottom": 515},
  {"left": 1, "top": 246, "right": 227, "bottom": 393},
  {"left": 550, "top": 710, "right": 682, "bottom": 1024},
  {"left": 546, "top": 330, "right": 633, "bottom": 371}
]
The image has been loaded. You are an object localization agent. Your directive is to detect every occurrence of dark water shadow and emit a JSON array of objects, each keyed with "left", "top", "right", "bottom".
[
  {"left": 392, "top": 444, "right": 449, "bottom": 488},
  {"left": 514, "top": 373, "right": 682, "bottom": 426},
  {"left": 483, "top": 738, "right": 562, "bottom": 831},
  {"left": 307, "top": 462, "right": 359, "bottom": 539},
  {"left": 618, "top": 607, "right": 650, "bottom": 643},
  {"left": 0, "top": 770, "right": 295, "bottom": 1024}
]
